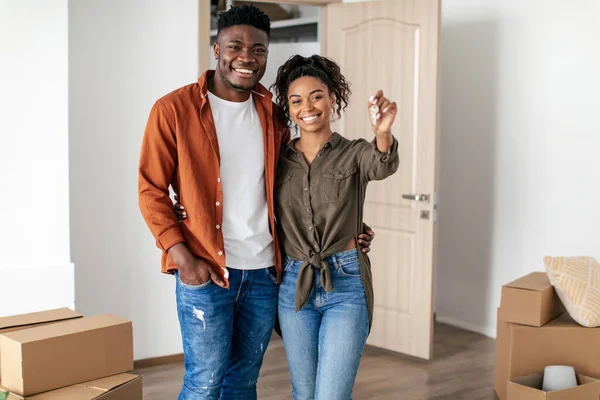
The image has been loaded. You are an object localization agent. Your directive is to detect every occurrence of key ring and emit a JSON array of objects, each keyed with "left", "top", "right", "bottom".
[{"left": 369, "top": 105, "right": 379, "bottom": 124}]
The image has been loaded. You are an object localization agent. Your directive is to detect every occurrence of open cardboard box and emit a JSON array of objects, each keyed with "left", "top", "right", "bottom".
[
  {"left": 5, "top": 373, "right": 142, "bottom": 400},
  {"left": 495, "top": 311, "right": 600, "bottom": 400},
  {"left": 507, "top": 372, "right": 600, "bottom": 399},
  {"left": 498, "top": 272, "right": 565, "bottom": 327},
  {"left": 1, "top": 314, "right": 133, "bottom": 397}
]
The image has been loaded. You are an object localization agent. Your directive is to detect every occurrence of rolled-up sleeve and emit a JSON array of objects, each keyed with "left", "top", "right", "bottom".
[
  {"left": 138, "top": 101, "right": 185, "bottom": 252},
  {"left": 358, "top": 136, "right": 400, "bottom": 181}
]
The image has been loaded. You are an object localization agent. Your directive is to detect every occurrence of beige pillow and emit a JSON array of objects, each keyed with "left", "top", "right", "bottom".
[{"left": 544, "top": 256, "right": 600, "bottom": 327}]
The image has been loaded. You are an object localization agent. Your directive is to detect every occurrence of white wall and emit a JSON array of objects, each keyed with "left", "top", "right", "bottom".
[
  {"left": 0, "top": 0, "right": 73, "bottom": 317},
  {"left": 436, "top": 0, "right": 600, "bottom": 337},
  {"left": 69, "top": 0, "right": 198, "bottom": 360}
]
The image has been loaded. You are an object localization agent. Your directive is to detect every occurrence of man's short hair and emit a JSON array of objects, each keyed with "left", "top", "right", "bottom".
[{"left": 217, "top": 4, "right": 271, "bottom": 38}]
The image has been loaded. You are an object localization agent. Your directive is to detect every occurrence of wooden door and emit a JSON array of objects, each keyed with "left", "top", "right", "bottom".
[{"left": 326, "top": 0, "right": 440, "bottom": 359}]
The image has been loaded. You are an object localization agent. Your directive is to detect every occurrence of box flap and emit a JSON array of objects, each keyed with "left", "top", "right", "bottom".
[
  {"left": 1, "top": 315, "right": 129, "bottom": 344},
  {"left": 0, "top": 309, "right": 81, "bottom": 331},
  {"left": 507, "top": 373, "right": 600, "bottom": 400},
  {"left": 505, "top": 272, "right": 551, "bottom": 292},
  {"left": 577, "top": 374, "right": 600, "bottom": 385},
  {"left": 506, "top": 380, "right": 546, "bottom": 399},
  {"left": 95, "top": 376, "right": 142, "bottom": 400},
  {"left": 4, "top": 375, "right": 140, "bottom": 399},
  {"left": 80, "top": 374, "right": 138, "bottom": 392},
  {"left": 8, "top": 385, "right": 100, "bottom": 399},
  {"left": 546, "top": 375, "right": 600, "bottom": 400},
  {"left": 510, "top": 373, "right": 544, "bottom": 389}
]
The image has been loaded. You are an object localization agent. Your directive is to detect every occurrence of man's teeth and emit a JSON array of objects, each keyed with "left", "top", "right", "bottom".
[
  {"left": 235, "top": 68, "right": 254, "bottom": 74},
  {"left": 302, "top": 115, "right": 319, "bottom": 121}
]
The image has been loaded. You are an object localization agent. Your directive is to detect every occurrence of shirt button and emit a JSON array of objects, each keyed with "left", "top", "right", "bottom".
[
  {"left": 304, "top": 188, "right": 308, "bottom": 192},
  {"left": 314, "top": 244, "right": 319, "bottom": 250},
  {"left": 218, "top": 178, "right": 221, "bottom": 182},
  {"left": 216, "top": 225, "right": 220, "bottom": 229},
  {"left": 306, "top": 208, "right": 310, "bottom": 213},
  {"left": 218, "top": 251, "right": 223, "bottom": 256},
  {"left": 309, "top": 226, "right": 313, "bottom": 231},
  {"left": 216, "top": 202, "right": 220, "bottom": 206}
]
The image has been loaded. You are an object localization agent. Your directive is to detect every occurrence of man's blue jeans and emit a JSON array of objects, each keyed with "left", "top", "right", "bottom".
[
  {"left": 175, "top": 266, "right": 279, "bottom": 400},
  {"left": 278, "top": 249, "right": 370, "bottom": 400}
]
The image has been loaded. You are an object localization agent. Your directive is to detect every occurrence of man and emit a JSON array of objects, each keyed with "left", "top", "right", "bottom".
[{"left": 138, "top": 5, "right": 373, "bottom": 400}]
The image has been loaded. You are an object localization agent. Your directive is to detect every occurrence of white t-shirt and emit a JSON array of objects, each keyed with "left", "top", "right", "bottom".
[{"left": 207, "top": 91, "right": 275, "bottom": 270}]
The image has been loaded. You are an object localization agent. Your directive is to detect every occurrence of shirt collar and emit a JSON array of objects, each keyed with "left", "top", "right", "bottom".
[{"left": 284, "top": 132, "right": 342, "bottom": 157}]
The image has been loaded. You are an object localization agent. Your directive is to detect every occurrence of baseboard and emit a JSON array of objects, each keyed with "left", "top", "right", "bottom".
[
  {"left": 0, "top": 263, "right": 75, "bottom": 317},
  {"left": 134, "top": 353, "right": 184, "bottom": 369},
  {"left": 436, "top": 314, "right": 496, "bottom": 339}
]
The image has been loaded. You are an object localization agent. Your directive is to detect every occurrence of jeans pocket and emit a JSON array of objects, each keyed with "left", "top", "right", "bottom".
[
  {"left": 283, "top": 257, "right": 295, "bottom": 272},
  {"left": 337, "top": 259, "right": 361, "bottom": 277},
  {"left": 265, "top": 266, "right": 278, "bottom": 283},
  {"left": 176, "top": 270, "right": 213, "bottom": 290}
]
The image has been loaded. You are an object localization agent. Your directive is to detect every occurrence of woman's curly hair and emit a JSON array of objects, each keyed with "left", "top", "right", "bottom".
[{"left": 270, "top": 55, "right": 351, "bottom": 124}]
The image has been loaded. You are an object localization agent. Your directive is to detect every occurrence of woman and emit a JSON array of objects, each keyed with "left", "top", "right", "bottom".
[
  {"left": 176, "top": 55, "right": 399, "bottom": 400},
  {"left": 271, "top": 55, "right": 398, "bottom": 400}
]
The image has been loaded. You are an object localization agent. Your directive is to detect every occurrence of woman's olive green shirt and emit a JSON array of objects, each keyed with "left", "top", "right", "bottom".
[{"left": 275, "top": 132, "right": 399, "bottom": 327}]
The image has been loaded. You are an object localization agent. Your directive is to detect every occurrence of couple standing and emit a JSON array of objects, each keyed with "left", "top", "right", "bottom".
[{"left": 138, "top": 5, "right": 399, "bottom": 400}]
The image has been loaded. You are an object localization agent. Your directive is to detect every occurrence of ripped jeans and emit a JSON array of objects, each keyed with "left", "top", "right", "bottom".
[{"left": 174, "top": 266, "right": 279, "bottom": 400}]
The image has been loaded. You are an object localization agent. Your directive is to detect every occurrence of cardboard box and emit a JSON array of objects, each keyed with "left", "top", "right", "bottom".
[
  {"left": 0, "top": 314, "right": 133, "bottom": 397},
  {"left": 495, "top": 312, "right": 600, "bottom": 400},
  {"left": 0, "top": 308, "right": 81, "bottom": 336},
  {"left": 0, "top": 308, "right": 81, "bottom": 372},
  {"left": 5, "top": 373, "right": 142, "bottom": 400},
  {"left": 507, "top": 373, "right": 600, "bottom": 399},
  {"left": 499, "top": 272, "right": 565, "bottom": 327}
]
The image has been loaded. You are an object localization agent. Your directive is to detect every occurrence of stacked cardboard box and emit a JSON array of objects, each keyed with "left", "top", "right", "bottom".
[
  {"left": 0, "top": 309, "right": 141, "bottom": 399},
  {"left": 495, "top": 272, "right": 600, "bottom": 400},
  {"left": 0, "top": 308, "right": 82, "bottom": 375}
]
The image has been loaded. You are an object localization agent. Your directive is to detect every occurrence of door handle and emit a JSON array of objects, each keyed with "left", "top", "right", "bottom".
[{"left": 402, "top": 194, "right": 430, "bottom": 202}]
